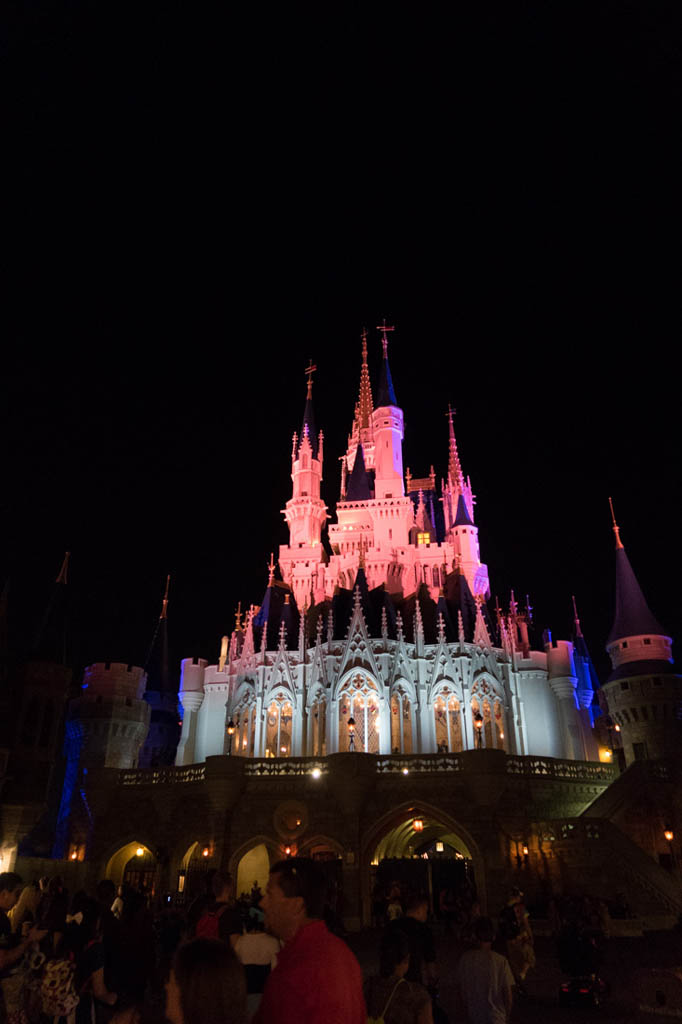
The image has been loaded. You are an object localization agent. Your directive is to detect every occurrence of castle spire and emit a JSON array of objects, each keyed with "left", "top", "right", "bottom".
[
  {"left": 608, "top": 496, "right": 624, "bottom": 550},
  {"left": 356, "top": 329, "right": 374, "bottom": 429},
  {"left": 572, "top": 594, "right": 583, "bottom": 638},
  {"left": 299, "top": 360, "right": 319, "bottom": 457},
  {"left": 56, "top": 551, "right": 70, "bottom": 585},
  {"left": 375, "top": 319, "right": 398, "bottom": 407},
  {"left": 160, "top": 574, "right": 170, "bottom": 620},
  {"left": 144, "top": 574, "right": 171, "bottom": 694},
  {"left": 346, "top": 443, "right": 372, "bottom": 501},
  {"left": 607, "top": 515, "right": 666, "bottom": 645},
  {"left": 446, "top": 405, "right": 464, "bottom": 489}
]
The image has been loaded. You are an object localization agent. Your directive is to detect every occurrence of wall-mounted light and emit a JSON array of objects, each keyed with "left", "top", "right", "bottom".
[
  {"left": 202, "top": 847, "right": 210, "bottom": 858},
  {"left": 413, "top": 819, "right": 424, "bottom": 832},
  {"left": 135, "top": 847, "right": 144, "bottom": 857}
]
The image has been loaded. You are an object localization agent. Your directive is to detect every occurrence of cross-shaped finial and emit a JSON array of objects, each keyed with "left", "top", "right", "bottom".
[
  {"left": 234, "top": 601, "right": 243, "bottom": 631},
  {"left": 267, "top": 552, "right": 275, "bottom": 585},
  {"left": 376, "top": 318, "right": 395, "bottom": 356},
  {"left": 446, "top": 403, "right": 456, "bottom": 424},
  {"left": 304, "top": 359, "right": 317, "bottom": 398},
  {"left": 361, "top": 327, "right": 368, "bottom": 361}
]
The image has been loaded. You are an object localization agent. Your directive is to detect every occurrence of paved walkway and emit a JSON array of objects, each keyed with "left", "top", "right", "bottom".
[{"left": 347, "top": 925, "right": 682, "bottom": 1022}]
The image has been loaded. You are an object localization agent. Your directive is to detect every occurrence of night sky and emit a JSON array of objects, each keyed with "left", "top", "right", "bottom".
[{"left": 4, "top": 3, "right": 680, "bottom": 687}]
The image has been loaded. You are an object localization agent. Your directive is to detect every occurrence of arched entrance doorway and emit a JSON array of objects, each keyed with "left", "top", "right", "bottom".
[
  {"left": 105, "top": 841, "right": 157, "bottom": 897},
  {"left": 362, "top": 806, "right": 483, "bottom": 928},
  {"left": 235, "top": 842, "right": 270, "bottom": 900}
]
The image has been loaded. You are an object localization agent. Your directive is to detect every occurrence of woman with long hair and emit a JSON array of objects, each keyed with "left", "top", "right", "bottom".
[{"left": 165, "top": 938, "right": 246, "bottom": 1024}]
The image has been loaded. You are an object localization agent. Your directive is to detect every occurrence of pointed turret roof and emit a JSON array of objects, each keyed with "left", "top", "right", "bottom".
[
  {"left": 346, "top": 443, "right": 372, "bottom": 500},
  {"left": 607, "top": 503, "right": 666, "bottom": 644},
  {"left": 299, "top": 361, "right": 319, "bottom": 458},
  {"left": 454, "top": 493, "right": 474, "bottom": 527},
  {"left": 375, "top": 321, "right": 398, "bottom": 407},
  {"left": 32, "top": 551, "right": 70, "bottom": 664},
  {"left": 145, "top": 575, "right": 172, "bottom": 695},
  {"left": 608, "top": 545, "right": 666, "bottom": 643}
]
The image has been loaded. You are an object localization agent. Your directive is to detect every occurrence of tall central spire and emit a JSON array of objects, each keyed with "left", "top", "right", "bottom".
[
  {"left": 356, "top": 329, "right": 374, "bottom": 429},
  {"left": 447, "top": 405, "right": 464, "bottom": 488}
]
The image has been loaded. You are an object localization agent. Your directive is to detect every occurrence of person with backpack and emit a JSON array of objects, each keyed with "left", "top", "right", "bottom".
[
  {"left": 195, "top": 873, "right": 242, "bottom": 950},
  {"left": 364, "top": 929, "right": 433, "bottom": 1024}
]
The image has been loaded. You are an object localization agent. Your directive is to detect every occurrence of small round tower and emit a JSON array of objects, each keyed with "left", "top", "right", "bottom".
[
  {"left": 68, "top": 662, "right": 151, "bottom": 769},
  {"left": 599, "top": 504, "right": 681, "bottom": 765}
]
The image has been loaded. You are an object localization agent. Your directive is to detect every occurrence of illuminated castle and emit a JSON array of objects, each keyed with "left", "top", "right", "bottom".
[{"left": 175, "top": 327, "right": 604, "bottom": 767}]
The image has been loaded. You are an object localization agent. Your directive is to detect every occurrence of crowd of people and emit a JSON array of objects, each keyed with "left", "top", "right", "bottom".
[{"left": 1, "top": 861, "right": 613, "bottom": 1024}]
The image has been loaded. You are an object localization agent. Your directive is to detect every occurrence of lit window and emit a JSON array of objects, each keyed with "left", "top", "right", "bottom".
[{"left": 417, "top": 532, "right": 430, "bottom": 546}]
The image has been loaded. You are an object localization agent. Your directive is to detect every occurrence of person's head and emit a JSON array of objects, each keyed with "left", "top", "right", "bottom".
[
  {"left": 96, "top": 879, "right": 116, "bottom": 907},
  {"left": 0, "top": 872, "right": 23, "bottom": 912},
  {"left": 211, "top": 871, "right": 232, "bottom": 903},
  {"left": 260, "top": 858, "right": 325, "bottom": 941},
  {"left": 405, "top": 892, "right": 429, "bottom": 922},
  {"left": 474, "top": 916, "right": 495, "bottom": 946},
  {"left": 380, "top": 929, "right": 410, "bottom": 978},
  {"left": 166, "top": 938, "right": 246, "bottom": 1024}
]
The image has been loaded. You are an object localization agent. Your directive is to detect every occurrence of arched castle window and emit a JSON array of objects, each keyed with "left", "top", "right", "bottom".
[
  {"left": 234, "top": 704, "right": 256, "bottom": 757},
  {"left": 338, "top": 674, "right": 379, "bottom": 753},
  {"left": 390, "top": 687, "right": 413, "bottom": 753},
  {"left": 432, "top": 566, "right": 440, "bottom": 588},
  {"left": 494, "top": 700, "right": 506, "bottom": 750},
  {"left": 471, "top": 677, "right": 507, "bottom": 750},
  {"left": 433, "top": 688, "right": 462, "bottom": 752},
  {"left": 265, "top": 693, "right": 293, "bottom": 757},
  {"left": 309, "top": 692, "right": 327, "bottom": 756}
]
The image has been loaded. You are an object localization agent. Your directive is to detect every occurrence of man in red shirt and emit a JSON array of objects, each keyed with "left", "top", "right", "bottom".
[{"left": 254, "top": 858, "right": 366, "bottom": 1024}]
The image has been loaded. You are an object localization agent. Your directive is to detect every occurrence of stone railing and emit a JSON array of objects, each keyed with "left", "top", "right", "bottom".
[
  {"left": 505, "top": 756, "right": 618, "bottom": 784},
  {"left": 376, "top": 754, "right": 463, "bottom": 774},
  {"left": 117, "top": 752, "right": 617, "bottom": 787},
  {"left": 119, "top": 764, "right": 206, "bottom": 786},
  {"left": 243, "top": 758, "right": 327, "bottom": 777}
]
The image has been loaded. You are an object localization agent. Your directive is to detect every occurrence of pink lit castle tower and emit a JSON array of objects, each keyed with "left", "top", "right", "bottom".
[{"left": 176, "top": 326, "right": 599, "bottom": 766}]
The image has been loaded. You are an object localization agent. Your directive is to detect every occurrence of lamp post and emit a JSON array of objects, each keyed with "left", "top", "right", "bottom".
[
  {"left": 474, "top": 712, "right": 483, "bottom": 749},
  {"left": 348, "top": 716, "right": 356, "bottom": 751},
  {"left": 226, "top": 718, "right": 236, "bottom": 755}
]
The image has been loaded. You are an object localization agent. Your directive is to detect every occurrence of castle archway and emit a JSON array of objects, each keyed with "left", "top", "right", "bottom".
[
  {"left": 105, "top": 840, "right": 157, "bottom": 895},
  {"left": 361, "top": 804, "right": 484, "bottom": 927}
]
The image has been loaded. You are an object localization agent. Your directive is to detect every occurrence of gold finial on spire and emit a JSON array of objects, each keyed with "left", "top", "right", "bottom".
[
  {"left": 376, "top": 318, "right": 395, "bottom": 356},
  {"left": 160, "top": 574, "right": 171, "bottom": 620},
  {"left": 608, "top": 496, "right": 624, "bottom": 549},
  {"left": 571, "top": 595, "right": 583, "bottom": 638},
  {"left": 304, "top": 359, "right": 317, "bottom": 399},
  {"left": 234, "top": 601, "right": 243, "bottom": 631},
  {"left": 55, "top": 551, "right": 70, "bottom": 585},
  {"left": 267, "top": 552, "right": 275, "bottom": 586},
  {"left": 361, "top": 327, "right": 368, "bottom": 361}
]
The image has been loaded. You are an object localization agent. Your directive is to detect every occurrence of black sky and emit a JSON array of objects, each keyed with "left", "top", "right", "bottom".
[{"left": 4, "top": 2, "right": 680, "bottom": 684}]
